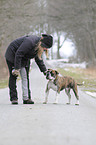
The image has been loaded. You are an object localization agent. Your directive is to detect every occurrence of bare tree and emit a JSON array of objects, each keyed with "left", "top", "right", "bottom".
[{"left": 1, "top": 0, "right": 96, "bottom": 65}]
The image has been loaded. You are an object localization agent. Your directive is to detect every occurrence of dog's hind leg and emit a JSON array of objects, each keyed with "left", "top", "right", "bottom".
[
  {"left": 73, "top": 87, "right": 79, "bottom": 105},
  {"left": 65, "top": 88, "right": 71, "bottom": 105}
]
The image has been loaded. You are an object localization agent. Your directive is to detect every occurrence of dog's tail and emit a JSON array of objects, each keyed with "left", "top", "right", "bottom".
[{"left": 77, "top": 81, "right": 85, "bottom": 86}]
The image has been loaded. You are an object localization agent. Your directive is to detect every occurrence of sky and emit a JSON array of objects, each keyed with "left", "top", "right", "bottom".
[
  {"left": 52, "top": 34, "right": 75, "bottom": 58},
  {"left": 59, "top": 41, "right": 75, "bottom": 58},
  {"left": 53, "top": 39, "right": 75, "bottom": 58}
]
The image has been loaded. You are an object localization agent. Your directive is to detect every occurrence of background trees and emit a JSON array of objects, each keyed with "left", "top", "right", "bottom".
[{"left": 0, "top": 0, "right": 96, "bottom": 68}]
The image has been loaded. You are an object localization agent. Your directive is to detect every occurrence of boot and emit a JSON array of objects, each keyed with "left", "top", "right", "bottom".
[
  {"left": 11, "top": 100, "right": 18, "bottom": 105},
  {"left": 23, "top": 99, "right": 34, "bottom": 104}
]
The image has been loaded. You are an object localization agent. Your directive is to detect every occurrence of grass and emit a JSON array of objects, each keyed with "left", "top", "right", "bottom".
[
  {"left": 57, "top": 67, "right": 96, "bottom": 92},
  {"left": 0, "top": 79, "right": 8, "bottom": 89},
  {"left": 0, "top": 76, "right": 20, "bottom": 89},
  {"left": 0, "top": 67, "right": 8, "bottom": 89}
]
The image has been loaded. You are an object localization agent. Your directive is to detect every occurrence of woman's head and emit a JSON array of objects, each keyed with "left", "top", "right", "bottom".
[
  {"left": 36, "top": 34, "right": 53, "bottom": 59},
  {"left": 40, "top": 34, "right": 53, "bottom": 48}
]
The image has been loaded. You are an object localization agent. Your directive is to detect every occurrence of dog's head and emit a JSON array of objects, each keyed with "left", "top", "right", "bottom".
[{"left": 46, "top": 69, "right": 59, "bottom": 80}]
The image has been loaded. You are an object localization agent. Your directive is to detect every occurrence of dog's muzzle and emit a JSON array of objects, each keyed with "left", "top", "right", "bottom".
[
  {"left": 46, "top": 71, "right": 50, "bottom": 80},
  {"left": 46, "top": 71, "right": 53, "bottom": 80}
]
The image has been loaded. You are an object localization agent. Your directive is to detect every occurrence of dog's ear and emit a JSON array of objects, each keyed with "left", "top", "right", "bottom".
[{"left": 55, "top": 70, "right": 59, "bottom": 75}]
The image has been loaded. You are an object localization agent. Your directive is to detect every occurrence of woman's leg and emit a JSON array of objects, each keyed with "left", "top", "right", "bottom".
[
  {"left": 6, "top": 60, "right": 18, "bottom": 102},
  {"left": 20, "top": 68, "right": 29, "bottom": 100}
]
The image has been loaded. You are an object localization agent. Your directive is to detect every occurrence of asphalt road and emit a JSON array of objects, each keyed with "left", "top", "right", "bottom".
[{"left": 0, "top": 62, "right": 96, "bottom": 145}]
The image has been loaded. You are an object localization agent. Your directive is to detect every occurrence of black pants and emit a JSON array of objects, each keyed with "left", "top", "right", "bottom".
[{"left": 6, "top": 60, "right": 31, "bottom": 101}]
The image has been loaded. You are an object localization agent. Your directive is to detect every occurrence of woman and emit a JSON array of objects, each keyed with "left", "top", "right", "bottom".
[{"left": 5, "top": 34, "right": 53, "bottom": 104}]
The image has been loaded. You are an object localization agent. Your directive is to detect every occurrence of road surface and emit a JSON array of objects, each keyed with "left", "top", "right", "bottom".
[{"left": 0, "top": 61, "right": 96, "bottom": 145}]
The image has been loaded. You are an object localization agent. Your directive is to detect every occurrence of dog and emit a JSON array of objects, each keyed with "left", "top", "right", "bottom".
[{"left": 43, "top": 69, "right": 84, "bottom": 105}]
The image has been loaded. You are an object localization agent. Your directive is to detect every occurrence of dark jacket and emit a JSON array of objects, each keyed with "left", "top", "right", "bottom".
[{"left": 5, "top": 35, "right": 47, "bottom": 72}]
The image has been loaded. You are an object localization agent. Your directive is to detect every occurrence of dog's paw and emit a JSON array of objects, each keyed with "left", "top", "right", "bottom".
[
  {"left": 66, "top": 103, "right": 70, "bottom": 105},
  {"left": 75, "top": 103, "right": 79, "bottom": 106},
  {"left": 43, "top": 102, "right": 47, "bottom": 104},
  {"left": 53, "top": 102, "right": 58, "bottom": 104},
  {"left": 75, "top": 100, "right": 79, "bottom": 106}
]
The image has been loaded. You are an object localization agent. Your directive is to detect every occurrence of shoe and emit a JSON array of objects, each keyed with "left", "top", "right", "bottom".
[
  {"left": 11, "top": 100, "right": 18, "bottom": 105},
  {"left": 23, "top": 99, "right": 34, "bottom": 104}
]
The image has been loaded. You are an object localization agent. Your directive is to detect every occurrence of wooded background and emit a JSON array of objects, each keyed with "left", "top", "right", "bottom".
[{"left": 0, "top": 0, "right": 96, "bottom": 79}]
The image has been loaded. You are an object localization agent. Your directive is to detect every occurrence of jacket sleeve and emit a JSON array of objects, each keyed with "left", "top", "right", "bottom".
[
  {"left": 14, "top": 39, "right": 32, "bottom": 69},
  {"left": 35, "top": 56, "right": 47, "bottom": 72}
]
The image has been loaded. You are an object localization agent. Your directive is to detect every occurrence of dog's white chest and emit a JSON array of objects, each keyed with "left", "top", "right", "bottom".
[{"left": 48, "top": 81, "right": 57, "bottom": 91}]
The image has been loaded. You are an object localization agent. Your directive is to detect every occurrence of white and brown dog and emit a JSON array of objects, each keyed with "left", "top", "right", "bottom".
[{"left": 43, "top": 69, "right": 84, "bottom": 105}]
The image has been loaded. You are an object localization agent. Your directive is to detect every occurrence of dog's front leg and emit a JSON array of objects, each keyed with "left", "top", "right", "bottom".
[
  {"left": 54, "top": 87, "right": 60, "bottom": 104},
  {"left": 44, "top": 91, "right": 49, "bottom": 104},
  {"left": 54, "top": 91, "right": 59, "bottom": 104},
  {"left": 43, "top": 85, "right": 49, "bottom": 104}
]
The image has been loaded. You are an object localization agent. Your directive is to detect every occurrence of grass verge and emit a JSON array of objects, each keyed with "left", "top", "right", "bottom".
[
  {"left": 0, "top": 79, "right": 8, "bottom": 89},
  {"left": 0, "top": 76, "right": 20, "bottom": 89}
]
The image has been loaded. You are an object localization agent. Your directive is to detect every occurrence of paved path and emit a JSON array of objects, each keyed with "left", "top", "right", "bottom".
[{"left": 0, "top": 62, "right": 96, "bottom": 145}]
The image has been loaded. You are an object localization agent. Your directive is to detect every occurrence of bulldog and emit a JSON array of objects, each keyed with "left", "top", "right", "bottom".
[{"left": 43, "top": 69, "right": 84, "bottom": 105}]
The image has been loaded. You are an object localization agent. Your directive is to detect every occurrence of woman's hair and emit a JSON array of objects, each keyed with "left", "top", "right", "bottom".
[{"left": 35, "top": 41, "right": 44, "bottom": 59}]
